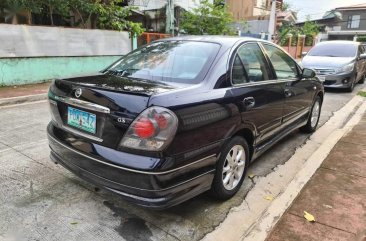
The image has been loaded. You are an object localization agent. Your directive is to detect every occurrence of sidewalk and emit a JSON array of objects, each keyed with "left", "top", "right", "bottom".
[
  {"left": 266, "top": 112, "right": 366, "bottom": 241},
  {"left": 0, "top": 82, "right": 50, "bottom": 106}
]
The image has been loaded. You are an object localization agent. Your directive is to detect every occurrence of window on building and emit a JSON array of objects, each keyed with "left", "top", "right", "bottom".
[{"left": 347, "top": 15, "right": 360, "bottom": 29}]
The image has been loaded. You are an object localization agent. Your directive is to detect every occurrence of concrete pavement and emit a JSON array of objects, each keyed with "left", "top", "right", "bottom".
[{"left": 266, "top": 111, "right": 366, "bottom": 241}]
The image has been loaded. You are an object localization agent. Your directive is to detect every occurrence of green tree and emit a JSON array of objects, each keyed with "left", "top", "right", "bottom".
[
  {"left": 0, "top": 0, "right": 144, "bottom": 36},
  {"left": 357, "top": 35, "right": 366, "bottom": 42},
  {"left": 95, "top": 0, "right": 144, "bottom": 36},
  {"left": 40, "top": 0, "right": 70, "bottom": 25},
  {"left": 278, "top": 19, "right": 319, "bottom": 46},
  {"left": 281, "top": 2, "right": 291, "bottom": 11},
  {"left": 1, "top": 0, "right": 42, "bottom": 24},
  {"left": 180, "top": 0, "right": 234, "bottom": 35}
]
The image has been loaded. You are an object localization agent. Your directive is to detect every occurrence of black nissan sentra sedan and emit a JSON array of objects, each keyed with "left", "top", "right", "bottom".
[{"left": 47, "top": 36, "right": 324, "bottom": 209}]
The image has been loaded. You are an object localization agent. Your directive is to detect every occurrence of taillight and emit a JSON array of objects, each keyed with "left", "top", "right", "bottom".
[
  {"left": 134, "top": 117, "right": 155, "bottom": 138},
  {"left": 154, "top": 113, "right": 168, "bottom": 129},
  {"left": 119, "top": 107, "right": 178, "bottom": 151}
]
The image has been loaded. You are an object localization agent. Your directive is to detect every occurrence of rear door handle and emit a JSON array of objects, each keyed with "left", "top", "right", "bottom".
[
  {"left": 284, "top": 89, "right": 292, "bottom": 98},
  {"left": 243, "top": 97, "right": 255, "bottom": 109}
]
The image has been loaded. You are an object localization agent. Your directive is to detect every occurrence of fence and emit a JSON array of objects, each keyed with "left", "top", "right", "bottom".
[
  {"left": 137, "top": 32, "right": 171, "bottom": 47},
  {"left": 240, "top": 33, "right": 314, "bottom": 58},
  {"left": 280, "top": 35, "right": 316, "bottom": 59}
]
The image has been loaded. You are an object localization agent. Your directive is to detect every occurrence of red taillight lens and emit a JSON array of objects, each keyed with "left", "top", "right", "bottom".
[
  {"left": 154, "top": 114, "right": 168, "bottom": 129},
  {"left": 134, "top": 117, "right": 155, "bottom": 139},
  {"left": 119, "top": 107, "right": 178, "bottom": 151}
]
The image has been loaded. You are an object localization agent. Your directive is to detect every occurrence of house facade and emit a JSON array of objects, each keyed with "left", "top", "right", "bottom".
[
  {"left": 328, "top": 4, "right": 366, "bottom": 40},
  {"left": 297, "top": 4, "right": 366, "bottom": 42},
  {"left": 225, "top": 0, "right": 271, "bottom": 21}
]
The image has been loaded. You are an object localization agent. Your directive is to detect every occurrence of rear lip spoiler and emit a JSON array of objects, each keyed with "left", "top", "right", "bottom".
[{"left": 49, "top": 94, "right": 110, "bottom": 114}]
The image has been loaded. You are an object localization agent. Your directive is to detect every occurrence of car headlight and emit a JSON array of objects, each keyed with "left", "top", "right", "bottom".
[{"left": 337, "top": 63, "right": 354, "bottom": 74}]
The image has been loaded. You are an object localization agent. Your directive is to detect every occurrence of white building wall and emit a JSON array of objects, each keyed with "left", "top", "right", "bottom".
[
  {"left": 0, "top": 24, "right": 131, "bottom": 58},
  {"left": 253, "top": 0, "right": 270, "bottom": 16}
]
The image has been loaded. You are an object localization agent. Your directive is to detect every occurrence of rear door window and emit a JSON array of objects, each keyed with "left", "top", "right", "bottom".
[
  {"left": 263, "top": 44, "right": 299, "bottom": 80},
  {"left": 231, "top": 43, "right": 270, "bottom": 85}
]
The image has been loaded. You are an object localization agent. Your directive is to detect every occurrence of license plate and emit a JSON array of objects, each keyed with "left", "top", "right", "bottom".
[
  {"left": 67, "top": 107, "right": 96, "bottom": 134},
  {"left": 318, "top": 76, "right": 326, "bottom": 82}
]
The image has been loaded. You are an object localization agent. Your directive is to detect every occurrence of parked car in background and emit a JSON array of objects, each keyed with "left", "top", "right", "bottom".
[
  {"left": 302, "top": 41, "right": 366, "bottom": 92},
  {"left": 47, "top": 36, "right": 324, "bottom": 209}
]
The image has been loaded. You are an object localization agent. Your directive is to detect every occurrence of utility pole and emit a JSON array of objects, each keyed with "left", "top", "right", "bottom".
[
  {"left": 268, "top": 0, "right": 276, "bottom": 41},
  {"left": 166, "top": 0, "right": 175, "bottom": 35}
]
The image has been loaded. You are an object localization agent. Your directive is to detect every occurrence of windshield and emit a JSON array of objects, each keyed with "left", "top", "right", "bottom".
[
  {"left": 106, "top": 41, "right": 220, "bottom": 84},
  {"left": 308, "top": 43, "right": 357, "bottom": 57}
]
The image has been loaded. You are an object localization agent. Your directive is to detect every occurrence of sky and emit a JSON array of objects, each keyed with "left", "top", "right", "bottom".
[{"left": 285, "top": 0, "right": 366, "bottom": 21}]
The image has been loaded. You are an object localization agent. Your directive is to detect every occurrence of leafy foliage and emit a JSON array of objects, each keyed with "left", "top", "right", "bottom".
[
  {"left": 357, "top": 35, "right": 366, "bottom": 42},
  {"left": 278, "top": 19, "right": 319, "bottom": 46},
  {"left": 0, "top": 0, "right": 144, "bottom": 35},
  {"left": 358, "top": 91, "right": 366, "bottom": 97},
  {"left": 95, "top": 1, "right": 144, "bottom": 35},
  {"left": 281, "top": 2, "right": 291, "bottom": 11},
  {"left": 0, "top": 0, "right": 42, "bottom": 23},
  {"left": 180, "top": 0, "right": 234, "bottom": 35}
]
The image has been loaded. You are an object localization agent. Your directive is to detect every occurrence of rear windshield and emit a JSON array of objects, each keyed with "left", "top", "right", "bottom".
[
  {"left": 308, "top": 43, "right": 357, "bottom": 57},
  {"left": 106, "top": 41, "right": 220, "bottom": 84}
]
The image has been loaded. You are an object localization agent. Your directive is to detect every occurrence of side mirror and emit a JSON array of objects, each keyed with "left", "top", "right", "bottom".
[
  {"left": 302, "top": 52, "right": 308, "bottom": 57},
  {"left": 359, "top": 53, "right": 366, "bottom": 60},
  {"left": 302, "top": 68, "right": 316, "bottom": 79}
]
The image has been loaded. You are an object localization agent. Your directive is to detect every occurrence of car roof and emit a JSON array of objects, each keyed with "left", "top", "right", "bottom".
[
  {"left": 158, "top": 35, "right": 273, "bottom": 48},
  {"left": 317, "top": 40, "right": 360, "bottom": 46}
]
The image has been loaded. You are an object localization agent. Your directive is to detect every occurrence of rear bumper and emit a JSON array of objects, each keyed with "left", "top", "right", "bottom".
[
  {"left": 47, "top": 123, "right": 216, "bottom": 209},
  {"left": 321, "top": 72, "right": 355, "bottom": 89}
]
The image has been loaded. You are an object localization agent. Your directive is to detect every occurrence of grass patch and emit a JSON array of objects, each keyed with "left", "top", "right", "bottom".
[{"left": 358, "top": 91, "right": 366, "bottom": 97}]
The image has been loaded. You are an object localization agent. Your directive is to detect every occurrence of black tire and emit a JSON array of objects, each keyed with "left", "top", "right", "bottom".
[
  {"left": 359, "top": 74, "right": 365, "bottom": 84},
  {"left": 210, "top": 136, "right": 249, "bottom": 200},
  {"left": 300, "top": 96, "right": 322, "bottom": 133},
  {"left": 347, "top": 74, "right": 356, "bottom": 92}
]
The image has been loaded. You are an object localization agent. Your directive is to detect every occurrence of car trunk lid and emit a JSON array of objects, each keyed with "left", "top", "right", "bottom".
[{"left": 48, "top": 73, "right": 176, "bottom": 149}]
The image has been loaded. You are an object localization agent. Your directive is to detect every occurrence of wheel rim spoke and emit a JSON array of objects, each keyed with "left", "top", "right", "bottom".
[
  {"left": 236, "top": 150, "right": 243, "bottom": 162},
  {"left": 237, "top": 160, "right": 245, "bottom": 167},
  {"left": 227, "top": 152, "right": 234, "bottom": 166},
  {"left": 223, "top": 172, "right": 232, "bottom": 185},
  {"left": 223, "top": 164, "right": 230, "bottom": 173},
  {"left": 228, "top": 174, "right": 235, "bottom": 188},
  {"left": 234, "top": 168, "right": 241, "bottom": 179},
  {"left": 232, "top": 147, "right": 238, "bottom": 164}
]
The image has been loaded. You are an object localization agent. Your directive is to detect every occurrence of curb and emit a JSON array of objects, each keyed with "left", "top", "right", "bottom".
[
  {"left": 202, "top": 90, "right": 366, "bottom": 241},
  {"left": 243, "top": 100, "right": 366, "bottom": 241},
  {"left": 0, "top": 93, "right": 48, "bottom": 107}
]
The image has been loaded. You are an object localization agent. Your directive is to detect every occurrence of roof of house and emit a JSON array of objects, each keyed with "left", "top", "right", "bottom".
[
  {"left": 336, "top": 3, "right": 366, "bottom": 11},
  {"left": 277, "top": 10, "right": 297, "bottom": 22}
]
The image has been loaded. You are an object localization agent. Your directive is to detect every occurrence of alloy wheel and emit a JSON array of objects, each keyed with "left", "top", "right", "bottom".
[
  {"left": 311, "top": 100, "right": 320, "bottom": 128},
  {"left": 222, "top": 145, "right": 246, "bottom": 190}
]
